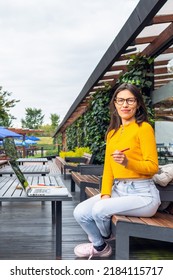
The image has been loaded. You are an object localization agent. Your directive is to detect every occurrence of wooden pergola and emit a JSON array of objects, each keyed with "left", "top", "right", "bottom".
[
  {"left": 53, "top": 0, "right": 173, "bottom": 147},
  {"left": 8, "top": 128, "right": 43, "bottom": 136}
]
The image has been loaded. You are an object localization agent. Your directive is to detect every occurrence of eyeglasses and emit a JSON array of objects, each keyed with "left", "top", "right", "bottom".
[{"left": 114, "top": 98, "right": 136, "bottom": 105}]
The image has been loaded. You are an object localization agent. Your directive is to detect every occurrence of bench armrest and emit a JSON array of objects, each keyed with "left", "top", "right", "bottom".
[
  {"left": 65, "top": 157, "right": 87, "bottom": 163},
  {"left": 79, "top": 164, "right": 104, "bottom": 176}
]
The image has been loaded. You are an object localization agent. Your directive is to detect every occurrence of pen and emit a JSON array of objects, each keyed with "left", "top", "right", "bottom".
[
  {"left": 38, "top": 183, "right": 56, "bottom": 186},
  {"left": 111, "top": 148, "right": 130, "bottom": 155},
  {"left": 120, "top": 148, "right": 130, "bottom": 152}
]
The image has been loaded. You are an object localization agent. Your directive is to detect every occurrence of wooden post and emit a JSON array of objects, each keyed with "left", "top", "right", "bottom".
[
  {"left": 22, "top": 134, "right": 26, "bottom": 158},
  {"left": 62, "top": 132, "right": 67, "bottom": 151}
]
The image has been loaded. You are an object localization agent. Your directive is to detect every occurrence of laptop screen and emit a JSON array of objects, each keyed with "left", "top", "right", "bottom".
[
  {"left": 3, "top": 137, "right": 29, "bottom": 189},
  {"left": 3, "top": 137, "right": 18, "bottom": 160},
  {"left": 9, "top": 160, "right": 29, "bottom": 189}
]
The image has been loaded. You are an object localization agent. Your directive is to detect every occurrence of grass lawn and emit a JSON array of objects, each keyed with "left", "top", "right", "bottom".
[{"left": 38, "top": 137, "right": 53, "bottom": 145}]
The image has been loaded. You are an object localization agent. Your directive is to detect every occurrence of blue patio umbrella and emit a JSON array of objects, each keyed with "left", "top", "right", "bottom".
[
  {"left": 14, "top": 140, "right": 26, "bottom": 146},
  {"left": 25, "top": 139, "right": 37, "bottom": 145},
  {"left": 0, "top": 127, "right": 22, "bottom": 139},
  {"left": 14, "top": 139, "right": 37, "bottom": 147},
  {"left": 26, "top": 135, "right": 40, "bottom": 141}
]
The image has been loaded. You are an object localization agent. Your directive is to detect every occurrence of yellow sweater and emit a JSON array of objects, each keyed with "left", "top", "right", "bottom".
[{"left": 101, "top": 121, "right": 159, "bottom": 196}]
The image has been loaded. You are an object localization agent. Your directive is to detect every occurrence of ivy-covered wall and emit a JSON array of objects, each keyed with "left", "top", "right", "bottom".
[
  {"left": 66, "top": 115, "right": 85, "bottom": 150},
  {"left": 118, "top": 54, "right": 155, "bottom": 126}
]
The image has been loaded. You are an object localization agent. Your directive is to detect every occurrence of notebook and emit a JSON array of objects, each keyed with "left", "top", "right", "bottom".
[{"left": 3, "top": 138, "right": 69, "bottom": 197}]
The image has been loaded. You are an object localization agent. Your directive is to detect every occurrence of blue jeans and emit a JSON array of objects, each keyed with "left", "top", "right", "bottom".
[{"left": 73, "top": 179, "right": 161, "bottom": 247}]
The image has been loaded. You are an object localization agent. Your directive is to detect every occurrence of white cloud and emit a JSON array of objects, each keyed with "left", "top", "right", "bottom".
[{"left": 0, "top": 0, "right": 139, "bottom": 126}]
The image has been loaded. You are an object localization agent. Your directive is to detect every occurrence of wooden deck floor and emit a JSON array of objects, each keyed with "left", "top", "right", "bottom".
[{"left": 0, "top": 159, "right": 173, "bottom": 260}]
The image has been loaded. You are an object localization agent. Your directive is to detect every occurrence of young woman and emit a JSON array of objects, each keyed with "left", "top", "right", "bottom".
[{"left": 73, "top": 83, "right": 161, "bottom": 259}]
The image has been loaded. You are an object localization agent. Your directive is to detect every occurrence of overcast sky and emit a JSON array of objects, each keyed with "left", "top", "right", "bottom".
[{"left": 0, "top": 0, "right": 139, "bottom": 127}]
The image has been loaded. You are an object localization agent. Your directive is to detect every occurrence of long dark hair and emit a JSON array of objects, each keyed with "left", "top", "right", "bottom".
[{"left": 106, "top": 83, "right": 148, "bottom": 137}]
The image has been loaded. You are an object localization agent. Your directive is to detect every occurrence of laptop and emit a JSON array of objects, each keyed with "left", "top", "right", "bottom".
[{"left": 3, "top": 137, "right": 69, "bottom": 197}]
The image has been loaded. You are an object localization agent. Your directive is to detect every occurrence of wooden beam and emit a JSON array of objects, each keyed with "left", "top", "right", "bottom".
[
  {"left": 162, "top": 47, "right": 173, "bottom": 54},
  {"left": 100, "top": 74, "right": 120, "bottom": 80},
  {"left": 154, "top": 79, "right": 170, "bottom": 82},
  {"left": 151, "top": 14, "right": 173, "bottom": 24},
  {"left": 135, "top": 36, "right": 156, "bottom": 45},
  {"left": 118, "top": 52, "right": 137, "bottom": 61},
  {"left": 95, "top": 81, "right": 115, "bottom": 87},
  {"left": 142, "top": 22, "right": 173, "bottom": 57},
  {"left": 154, "top": 75, "right": 173, "bottom": 80},
  {"left": 154, "top": 60, "right": 169, "bottom": 66},
  {"left": 8, "top": 128, "right": 43, "bottom": 134},
  {"left": 154, "top": 67, "right": 168, "bottom": 74},
  {"left": 109, "top": 65, "right": 127, "bottom": 71}
]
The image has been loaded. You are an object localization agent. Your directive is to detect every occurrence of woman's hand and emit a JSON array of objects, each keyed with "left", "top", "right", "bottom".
[{"left": 111, "top": 150, "right": 128, "bottom": 167}]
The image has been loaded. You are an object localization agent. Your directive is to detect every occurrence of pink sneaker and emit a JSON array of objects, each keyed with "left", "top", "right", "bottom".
[{"left": 74, "top": 242, "right": 112, "bottom": 259}]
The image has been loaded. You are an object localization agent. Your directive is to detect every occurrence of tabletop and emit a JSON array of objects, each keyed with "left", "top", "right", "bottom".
[
  {"left": 0, "top": 175, "right": 71, "bottom": 202},
  {"left": 17, "top": 158, "right": 48, "bottom": 165},
  {"left": 0, "top": 164, "right": 50, "bottom": 176}
]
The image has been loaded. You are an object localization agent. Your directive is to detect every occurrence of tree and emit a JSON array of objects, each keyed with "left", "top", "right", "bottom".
[
  {"left": 1, "top": 114, "right": 16, "bottom": 127},
  {"left": 49, "top": 113, "right": 61, "bottom": 147},
  {"left": 50, "top": 113, "right": 60, "bottom": 130},
  {"left": 21, "top": 108, "right": 44, "bottom": 129},
  {"left": 0, "top": 86, "right": 19, "bottom": 126},
  {"left": 39, "top": 113, "right": 60, "bottom": 136}
]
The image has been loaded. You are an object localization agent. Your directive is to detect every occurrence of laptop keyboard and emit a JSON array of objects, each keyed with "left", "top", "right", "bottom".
[{"left": 33, "top": 188, "right": 50, "bottom": 195}]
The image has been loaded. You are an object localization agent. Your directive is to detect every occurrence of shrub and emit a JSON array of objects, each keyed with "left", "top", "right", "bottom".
[
  {"left": 45, "top": 149, "right": 58, "bottom": 156},
  {"left": 59, "top": 147, "right": 91, "bottom": 158}
]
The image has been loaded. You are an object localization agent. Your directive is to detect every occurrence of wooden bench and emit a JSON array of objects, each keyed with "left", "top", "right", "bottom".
[
  {"left": 85, "top": 183, "right": 173, "bottom": 260},
  {"left": 55, "top": 156, "right": 67, "bottom": 175},
  {"left": 56, "top": 153, "right": 94, "bottom": 179},
  {"left": 71, "top": 165, "right": 103, "bottom": 201}
]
